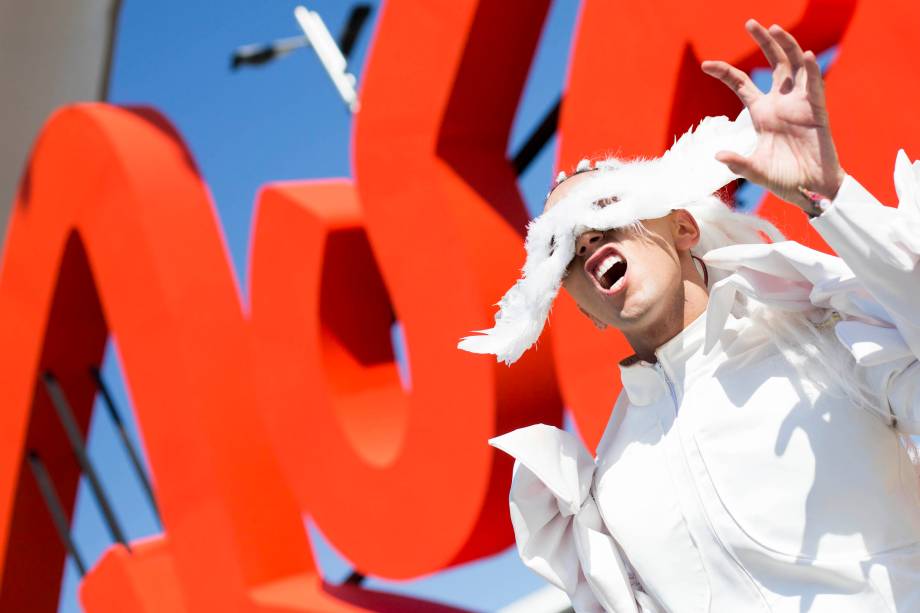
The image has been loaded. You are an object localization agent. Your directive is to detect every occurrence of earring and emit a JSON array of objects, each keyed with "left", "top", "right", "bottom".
[{"left": 690, "top": 254, "right": 709, "bottom": 287}]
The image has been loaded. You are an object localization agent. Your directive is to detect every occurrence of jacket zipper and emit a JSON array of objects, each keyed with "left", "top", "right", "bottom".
[
  {"left": 653, "top": 362, "right": 767, "bottom": 608},
  {"left": 655, "top": 361, "right": 678, "bottom": 412}
]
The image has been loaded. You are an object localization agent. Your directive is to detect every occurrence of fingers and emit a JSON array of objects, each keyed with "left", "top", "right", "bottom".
[
  {"left": 715, "top": 151, "right": 764, "bottom": 184},
  {"left": 803, "top": 50, "right": 825, "bottom": 103},
  {"left": 705, "top": 20, "right": 826, "bottom": 110},
  {"left": 745, "top": 19, "right": 785, "bottom": 70},
  {"left": 701, "top": 60, "right": 761, "bottom": 107},
  {"left": 750, "top": 22, "right": 822, "bottom": 97},
  {"left": 768, "top": 24, "right": 805, "bottom": 72}
]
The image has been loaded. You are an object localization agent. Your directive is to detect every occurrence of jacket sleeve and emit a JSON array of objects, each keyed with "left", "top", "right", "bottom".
[
  {"left": 811, "top": 154, "right": 920, "bottom": 432},
  {"left": 490, "top": 424, "right": 662, "bottom": 613}
]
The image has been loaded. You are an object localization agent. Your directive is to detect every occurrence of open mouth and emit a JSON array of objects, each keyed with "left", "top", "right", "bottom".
[{"left": 585, "top": 245, "right": 628, "bottom": 294}]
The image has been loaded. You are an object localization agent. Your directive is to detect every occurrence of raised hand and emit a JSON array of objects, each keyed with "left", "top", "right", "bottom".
[{"left": 701, "top": 19, "right": 845, "bottom": 213}]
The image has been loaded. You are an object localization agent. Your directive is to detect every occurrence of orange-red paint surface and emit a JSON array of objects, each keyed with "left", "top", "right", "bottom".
[{"left": 0, "top": 0, "right": 918, "bottom": 610}]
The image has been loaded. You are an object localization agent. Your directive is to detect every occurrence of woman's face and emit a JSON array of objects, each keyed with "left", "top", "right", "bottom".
[{"left": 544, "top": 172, "right": 700, "bottom": 334}]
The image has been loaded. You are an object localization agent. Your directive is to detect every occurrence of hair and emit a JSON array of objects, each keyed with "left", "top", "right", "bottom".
[
  {"left": 551, "top": 159, "right": 872, "bottom": 408},
  {"left": 553, "top": 157, "right": 918, "bottom": 464}
]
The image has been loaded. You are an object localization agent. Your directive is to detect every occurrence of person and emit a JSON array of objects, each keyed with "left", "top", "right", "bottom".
[{"left": 459, "top": 19, "right": 920, "bottom": 612}]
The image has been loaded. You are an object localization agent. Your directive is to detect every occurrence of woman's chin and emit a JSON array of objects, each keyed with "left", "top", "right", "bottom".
[{"left": 608, "top": 296, "right": 658, "bottom": 329}]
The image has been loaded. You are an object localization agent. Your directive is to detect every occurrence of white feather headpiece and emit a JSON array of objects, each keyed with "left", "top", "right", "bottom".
[{"left": 458, "top": 109, "right": 766, "bottom": 364}]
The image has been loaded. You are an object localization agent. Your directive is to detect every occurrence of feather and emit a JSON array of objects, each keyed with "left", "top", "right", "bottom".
[{"left": 458, "top": 109, "right": 758, "bottom": 365}]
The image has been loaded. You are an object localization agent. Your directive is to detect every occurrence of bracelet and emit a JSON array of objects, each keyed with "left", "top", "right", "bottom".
[{"left": 797, "top": 186, "right": 832, "bottom": 219}]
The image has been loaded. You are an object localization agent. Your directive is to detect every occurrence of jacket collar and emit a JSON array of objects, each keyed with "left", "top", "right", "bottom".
[{"left": 617, "top": 310, "right": 708, "bottom": 406}]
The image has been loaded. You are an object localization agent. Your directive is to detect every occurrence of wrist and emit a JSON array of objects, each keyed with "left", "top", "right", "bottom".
[
  {"left": 797, "top": 185, "right": 833, "bottom": 219},
  {"left": 796, "top": 167, "right": 845, "bottom": 217},
  {"left": 819, "top": 167, "right": 846, "bottom": 201}
]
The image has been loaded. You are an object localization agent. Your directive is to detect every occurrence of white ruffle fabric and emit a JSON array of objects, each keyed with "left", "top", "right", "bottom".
[
  {"left": 459, "top": 109, "right": 758, "bottom": 365},
  {"left": 702, "top": 240, "right": 909, "bottom": 359},
  {"left": 490, "top": 425, "right": 662, "bottom": 613},
  {"left": 490, "top": 152, "right": 920, "bottom": 612},
  {"left": 703, "top": 149, "right": 920, "bottom": 366}
]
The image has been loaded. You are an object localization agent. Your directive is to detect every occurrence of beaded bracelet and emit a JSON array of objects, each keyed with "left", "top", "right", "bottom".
[{"left": 797, "top": 186, "right": 832, "bottom": 218}]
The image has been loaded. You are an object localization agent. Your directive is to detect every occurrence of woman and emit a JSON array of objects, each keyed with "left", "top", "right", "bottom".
[{"left": 460, "top": 19, "right": 920, "bottom": 612}]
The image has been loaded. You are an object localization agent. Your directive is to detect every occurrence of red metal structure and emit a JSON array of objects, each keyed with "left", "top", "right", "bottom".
[{"left": 0, "top": 0, "right": 918, "bottom": 610}]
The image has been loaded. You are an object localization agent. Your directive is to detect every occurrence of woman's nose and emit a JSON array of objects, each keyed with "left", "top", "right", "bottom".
[{"left": 575, "top": 230, "right": 604, "bottom": 257}]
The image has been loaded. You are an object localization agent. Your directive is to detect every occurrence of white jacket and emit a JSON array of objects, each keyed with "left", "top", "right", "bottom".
[{"left": 491, "top": 155, "right": 920, "bottom": 612}]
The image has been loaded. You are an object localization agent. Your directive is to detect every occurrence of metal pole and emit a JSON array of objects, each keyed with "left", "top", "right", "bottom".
[
  {"left": 343, "top": 570, "right": 365, "bottom": 586},
  {"left": 337, "top": 4, "right": 371, "bottom": 60},
  {"left": 42, "top": 371, "right": 130, "bottom": 550},
  {"left": 26, "top": 451, "right": 88, "bottom": 576},
  {"left": 98, "top": 0, "right": 124, "bottom": 101},
  {"left": 512, "top": 97, "right": 561, "bottom": 176},
  {"left": 90, "top": 366, "right": 161, "bottom": 526}
]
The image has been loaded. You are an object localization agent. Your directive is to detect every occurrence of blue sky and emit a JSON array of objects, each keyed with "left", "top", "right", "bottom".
[
  {"left": 56, "top": 2, "right": 834, "bottom": 610},
  {"left": 58, "top": 1, "right": 584, "bottom": 611}
]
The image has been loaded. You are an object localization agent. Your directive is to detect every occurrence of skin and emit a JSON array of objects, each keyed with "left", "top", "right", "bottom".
[
  {"left": 545, "top": 176, "right": 709, "bottom": 362},
  {"left": 553, "top": 19, "right": 845, "bottom": 360},
  {"left": 701, "top": 19, "right": 846, "bottom": 209}
]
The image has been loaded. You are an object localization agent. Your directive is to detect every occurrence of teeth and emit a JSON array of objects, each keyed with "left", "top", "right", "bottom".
[{"left": 594, "top": 254, "right": 622, "bottom": 281}]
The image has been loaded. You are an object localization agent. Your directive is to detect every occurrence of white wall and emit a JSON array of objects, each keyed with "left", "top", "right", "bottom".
[{"left": 0, "top": 0, "right": 120, "bottom": 242}]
